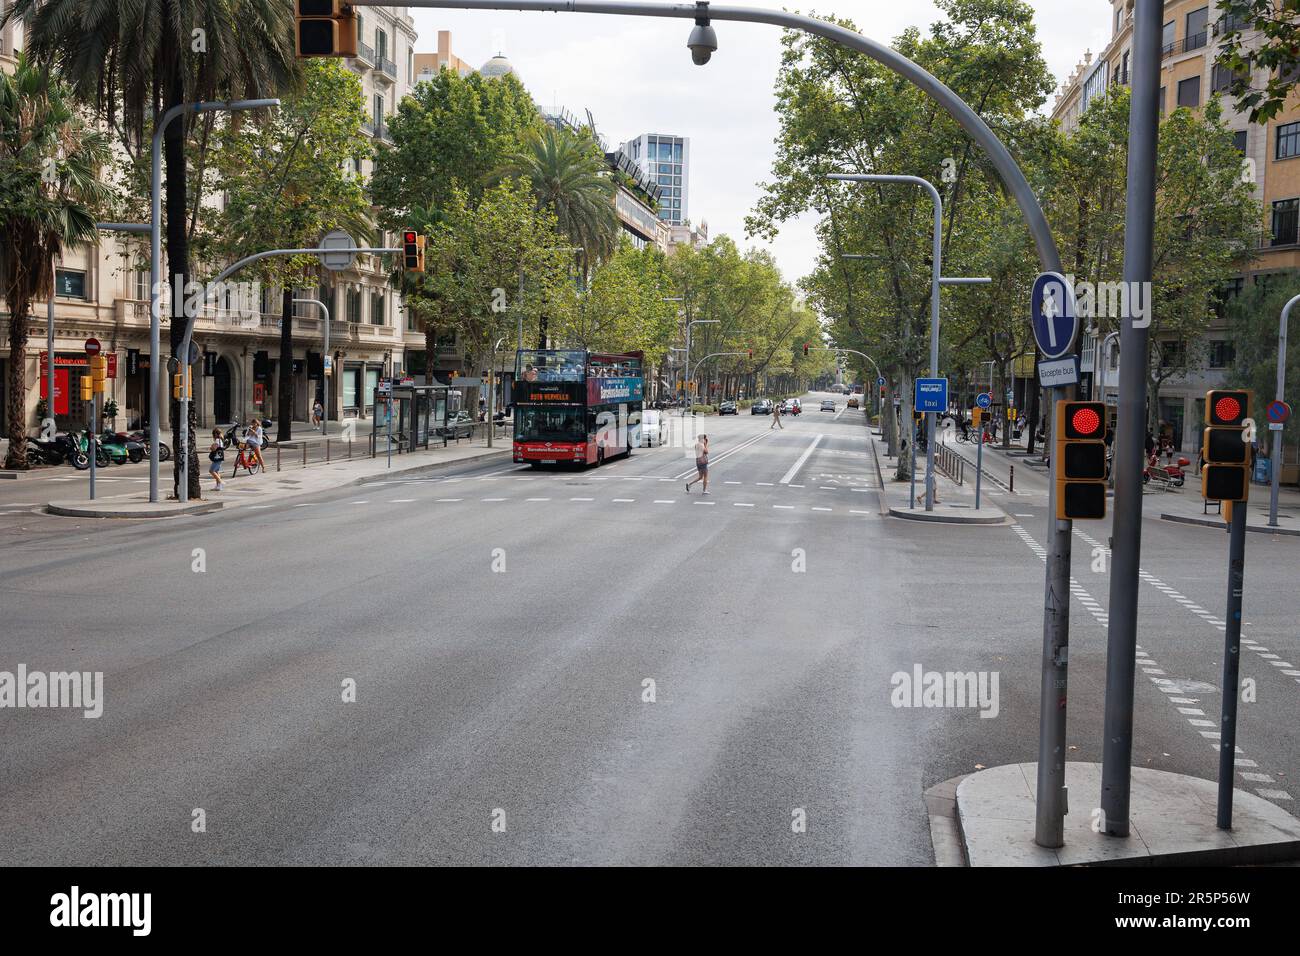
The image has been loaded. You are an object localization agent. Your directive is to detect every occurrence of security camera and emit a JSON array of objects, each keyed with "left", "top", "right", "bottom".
[
  {"left": 688, "top": 3, "right": 717, "bottom": 66},
  {"left": 688, "top": 23, "right": 717, "bottom": 65}
]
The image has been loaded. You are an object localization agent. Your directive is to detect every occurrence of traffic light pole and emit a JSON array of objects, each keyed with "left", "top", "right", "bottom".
[
  {"left": 1269, "top": 296, "right": 1297, "bottom": 528},
  {"left": 1100, "top": 0, "right": 1163, "bottom": 840},
  {"left": 1216, "top": 501, "right": 1248, "bottom": 829},
  {"left": 293, "top": 298, "right": 331, "bottom": 436},
  {"left": 89, "top": 393, "right": 97, "bottom": 501}
]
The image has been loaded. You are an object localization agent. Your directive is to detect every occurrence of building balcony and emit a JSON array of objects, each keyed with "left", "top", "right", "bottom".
[
  {"left": 360, "top": 119, "right": 375, "bottom": 137},
  {"left": 353, "top": 41, "right": 375, "bottom": 69},
  {"left": 376, "top": 55, "right": 398, "bottom": 82},
  {"left": 1163, "top": 32, "right": 1209, "bottom": 59}
]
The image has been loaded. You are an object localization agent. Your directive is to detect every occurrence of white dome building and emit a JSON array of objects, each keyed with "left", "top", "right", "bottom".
[{"left": 479, "top": 53, "right": 518, "bottom": 80}]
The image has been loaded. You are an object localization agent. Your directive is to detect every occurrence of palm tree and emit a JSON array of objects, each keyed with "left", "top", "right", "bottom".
[
  {"left": 3, "top": 0, "right": 298, "bottom": 496},
  {"left": 498, "top": 125, "right": 618, "bottom": 347},
  {"left": 1, "top": 54, "right": 112, "bottom": 469}
]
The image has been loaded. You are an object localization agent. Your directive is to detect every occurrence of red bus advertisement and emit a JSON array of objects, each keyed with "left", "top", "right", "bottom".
[{"left": 512, "top": 349, "right": 644, "bottom": 466}]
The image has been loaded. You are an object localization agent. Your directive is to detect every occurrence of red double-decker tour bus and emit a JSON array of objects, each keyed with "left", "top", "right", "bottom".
[{"left": 512, "top": 349, "right": 644, "bottom": 466}]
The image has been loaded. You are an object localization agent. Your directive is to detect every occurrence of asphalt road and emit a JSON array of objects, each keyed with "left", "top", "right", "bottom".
[{"left": 0, "top": 392, "right": 1295, "bottom": 865}]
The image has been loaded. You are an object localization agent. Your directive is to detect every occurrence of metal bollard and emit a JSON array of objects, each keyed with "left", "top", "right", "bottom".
[
  {"left": 302, "top": 442, "right": 307, "bottom": 468},
  {"left": 326, "top": 439, "right": 330, "bottom": 463},
  {"left": 275, "top": 445, "right": 281, "bottom": 472},
  {"left": 1009, "top": 465, "right": 1014, "bottom": 493}
]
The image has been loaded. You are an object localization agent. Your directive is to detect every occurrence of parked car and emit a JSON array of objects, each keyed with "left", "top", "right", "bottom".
[
  {"left": 718, "top": 401, "right": 738, "bottom": 415},
  {"left": 847, "top": 396, "right": 860, "bottom": 409},
  {"left": 437, "top": 410, "right": 475, "bottom": 440},
  {"left": 639, "top": 409, "right": 669, "bottom": 447},
  {"left": 820, "top": 399, "right": 837, "bottom": 412},
  {"left": 752, "top": 399, "right": 773, "bottom": 415}
]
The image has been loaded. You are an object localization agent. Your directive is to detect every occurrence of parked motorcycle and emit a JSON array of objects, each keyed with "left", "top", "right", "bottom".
[
  {"left": 1143, "top": 453, "right": 1189, "bottom": 490},
  {"left": 95, "top": 430, "right": 145, "bottom": 465},
  {"left": 110, "top": 429, "right": 171, "bottom": 462}
]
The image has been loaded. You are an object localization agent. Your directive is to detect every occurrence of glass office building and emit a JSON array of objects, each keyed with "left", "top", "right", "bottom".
[{"left": 620, "top": 133, "right": 690, "bottom": 225}]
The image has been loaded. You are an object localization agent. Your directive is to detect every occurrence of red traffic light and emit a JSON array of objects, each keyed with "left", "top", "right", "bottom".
[
  {"left": 1070, "top": 405, "right": 1101, "bottom": 437},
  {"left": 403, "top": 231, "right": 417, "bottom": 243},
  {"left": 1207, "top": 389, "right": 1250, "bottom": 427}
]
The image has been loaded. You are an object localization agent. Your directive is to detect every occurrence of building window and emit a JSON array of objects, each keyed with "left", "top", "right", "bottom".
[
  {"left": 1161, "top": 20, "right": 1175, "bottom": 56},
  {"left": 1177, "top": 76, "right": 1200, "bottom": 108},
  {"left": 1271, "top": 198, "right": 1298, "bottom": 246},
  {"left": 1159, "top": 341, "right": 1186, "bottom": 368},
  {"left": 407, "top": 49, "right": 413, "bottom": 84},
  {"left": 1158, "top": 87, "right": 1166, "bottom": 116},
  {"left": 1277, "top": 121, "right": 1300, "bottom": 159},
  {"left": 55, "top": 269, "right": 87, "bottom": 299},
  {"left": 373, "top": 93, "right": 384, "bottom": 133},
  {"left": 347, "top": 287, "right": 363, "bottom": 323},
  {"left": 1185, "top": 7, "right": 1208, "bottom": 51},
  {"left": 1233, "top": 130, "right": 1248, "bottom": 154},
  {"left": 371, "top": 292, "right": 385, "bottom": 326},
  {"left": 1212, "top": 64, "right": 1234, "bottom": 93},
  {"left": 1115, "top": 7, "right": 1121, "bottom": 35},
  {"left": 376, "top": 29, "right": 387, "bottom": 62},
  {"left": 1208, "top": 341, "right": 1236, "bottom": 368}
]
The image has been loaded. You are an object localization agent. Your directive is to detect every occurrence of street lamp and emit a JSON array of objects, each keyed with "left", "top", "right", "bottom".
[
  {"left": 150, "top": 97, "right": 279, "bottom": 502},
  {"left": 684, "top": 318, "right": 719, "bottom": 415}
]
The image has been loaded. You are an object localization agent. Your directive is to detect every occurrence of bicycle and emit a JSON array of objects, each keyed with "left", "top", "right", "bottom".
[{"left": 231, "top": 441, "right": 264, "bottom": 476}]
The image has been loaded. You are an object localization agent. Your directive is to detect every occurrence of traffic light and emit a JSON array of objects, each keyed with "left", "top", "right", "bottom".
[
  {"left": 402, "top": 230, "right": 425, "bottom": 273},
  {"left": 803, "top": 343, "right": 810, "bottom": 356},
  {"left": 172, "top": 368, "right": 191, "bottom": 401},
  {"left": 80, "top": 375, "right": 93, "bottom": 402},
  {"left": 295, "top": 0, "right": 357, "bottom": 58},
  {"left": 1054, "top": 400, "right": 1107, "bottom": 520},
  {"left": 91, "top": 355, "right": 108, "bottom": 394},
  {"left": 1202, "top": 389, "right": 1252, "bottom": 501}
]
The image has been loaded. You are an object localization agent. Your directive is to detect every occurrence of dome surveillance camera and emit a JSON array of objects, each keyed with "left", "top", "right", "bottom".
[{"left": 687, "top": 22, "right": 717, "bottom": 65}]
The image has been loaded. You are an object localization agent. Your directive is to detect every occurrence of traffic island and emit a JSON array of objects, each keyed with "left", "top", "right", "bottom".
[
  {"left": 47, "top": 497, "right": 223, "bottom": 518},
  {"left": 888, "top": 503, "right": 1009, "bottom": 525},
  {"left": 950, "top": 762, "right": 1300, "bottom": 866}
]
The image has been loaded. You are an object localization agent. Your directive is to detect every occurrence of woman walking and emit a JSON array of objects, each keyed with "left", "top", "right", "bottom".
[{"left": 685, "top": 435, "right": 710, "bottom": 494}]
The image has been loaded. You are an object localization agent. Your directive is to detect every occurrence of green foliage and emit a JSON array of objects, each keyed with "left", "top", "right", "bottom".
[
  {"left": 201, "top": 59, "right": 374, "bottom": 286},
  {"left": 564, "top": 239, "right": 676, "bottom": 358},
  {"left": 370, "top": 68, "right": 541, "bottom": 230},
  {"left": 1216, "top": 1, "right": 1300, "bottom": 124},
  {"left": 1, "top": 54, "right": 113, "bottom": 468},
  {"left": 1227, "top": 277, "right": 1300, "bottom": 451}
]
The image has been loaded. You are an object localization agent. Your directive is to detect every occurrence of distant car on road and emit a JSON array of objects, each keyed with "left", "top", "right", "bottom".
[
  {"left": 718, "top": 401, "right": 738, "bottom": 415},
  {"left": 639, "top": 409, "right": 669, "bottom": 447},
  {"left": 820, "top": 399, "right": 836, "bottom": 412},
  {"left": 752, "top": 399, "right": 773, "bottom": 415},
  {"left": 847, "top": 396, "right": 860, "bottom": 409},
  {"left": 437, "top": 410, "right": 475, "bottom": 440}
]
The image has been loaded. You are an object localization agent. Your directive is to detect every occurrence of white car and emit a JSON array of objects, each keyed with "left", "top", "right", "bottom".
[{"left": 639, "top": 409, "right": 669, "bottom": 447}]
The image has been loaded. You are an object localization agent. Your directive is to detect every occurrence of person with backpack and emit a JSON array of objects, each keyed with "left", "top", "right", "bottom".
[{"left": 207, "top": 428, "right": 225, "bottom": 491}]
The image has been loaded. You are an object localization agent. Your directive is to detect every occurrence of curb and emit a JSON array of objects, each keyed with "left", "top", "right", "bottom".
[
  {"left": 355, "top": 447, "right": 512, "bottom": 486},
  {"left": 47, "top": 498, "right": 224, "bottom": 519},
  {"left": 1159, "top": 512, "right": 1300, "bottom": 536},
  {"left": 887, "top": 505, "right": 1009, "bottom": 525}
]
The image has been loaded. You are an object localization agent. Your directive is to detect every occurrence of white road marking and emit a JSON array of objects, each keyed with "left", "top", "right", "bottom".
[
  {"left": 733, "top": 502, "right": 754, "bottom": 507},
  {"left": 526, "top": 497, "right": 550, "bottom": 502},
  {"left": 653, "top": 499, "right": 676, "bottom": 504},
  {"left": 780, "top": 433, "right": 823, "bottom": 484},
  {"left": 482, "top": 498, "right": 507, "bottom": 502},
  {"left": 612, "top": 498, "right": 635, "bottom": 503},
  {"left": 811, "top": 506, "right": 832, "bottom": 512},
  {"left": 570, "top": 497, "right": 593, "bottom": 501},
  {"left": 350, "top": 501, "right": 369, "bottom": 504},
  {"left": 389, "top": 499, "right": 415, "bottom": 503},
  {"left": 436, "top": 498, "right": 463, "bottom": 502},
  {"left": 693, "top": 500, "right": 715, "bottom": 506}
]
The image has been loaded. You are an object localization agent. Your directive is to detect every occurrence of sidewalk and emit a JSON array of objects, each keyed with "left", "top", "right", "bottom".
[
  {"left": 870, "top": 433, "right": 1009, "bottom": 525},
  {"left": 1155, "top": 473, "right": 1300, "bottom": 536},
  {"left": 45, "top": 436, "right": 512, "bottom": 518}
]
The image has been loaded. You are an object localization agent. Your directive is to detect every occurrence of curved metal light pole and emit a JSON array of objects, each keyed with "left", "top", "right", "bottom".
[
  {"left": 150, "top": 98, "right": 279, "bottom": 501},
  {"left": 293, "top": 298, "right": 332, "bottom": 436},
  {"left": 355, "top": 0, "right": 1072, "bottom": 848}
]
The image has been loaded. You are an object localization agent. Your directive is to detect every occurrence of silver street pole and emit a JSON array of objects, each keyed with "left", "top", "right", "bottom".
[
  {"left": 1216, "top": 501, "right": 1248, "bottom": 828},
  {"left": 1101, "top": 0, "right": 1162, "bottom": 840},
  {"left": 1269, "top": 297, "right": 1296, "bottom": 527},
  {"left": 153, "top": 99, "right": 279, "bottom": 504},
  {"left": 46, "top": 260, "right": 54, "bottom": 436}
]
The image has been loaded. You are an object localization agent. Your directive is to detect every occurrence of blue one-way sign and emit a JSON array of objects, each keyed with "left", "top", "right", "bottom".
[
  {"left": 1031, "top": 272, "right": 1078, "bottom": 360},
  {"left": 915, "top": 378, "right": 948, "bottom": 413}
]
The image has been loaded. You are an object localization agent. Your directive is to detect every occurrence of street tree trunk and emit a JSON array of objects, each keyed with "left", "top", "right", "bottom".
[
  {"left": 277, "top": 287, "right": 293, "bottom": 443},
  {"left": 3, "top": 275, "right": 34, "bottom": 470},
  {"left": 164, "top": 62, "right": 201, "bottom": 500}
]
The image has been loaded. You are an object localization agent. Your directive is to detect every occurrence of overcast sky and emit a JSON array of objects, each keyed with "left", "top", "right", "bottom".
[{"left": 406, "top": 1, "right": 1110, "bottom": 285}]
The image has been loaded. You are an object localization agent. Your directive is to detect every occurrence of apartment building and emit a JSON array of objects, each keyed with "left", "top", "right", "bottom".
[
  {"left": 0, "top": 7, "right": 424, "bottom": 436},
  {"left": 1050, "top": 1, "right": 1289, "bottom": 456}
]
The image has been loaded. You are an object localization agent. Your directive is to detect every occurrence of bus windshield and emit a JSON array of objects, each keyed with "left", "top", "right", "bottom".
[
  {"left": 514, "top": 407, "right": 587, "bottom": 442},
  {"left": 517, "top": 350, "right": 585, "bottom": 383}
]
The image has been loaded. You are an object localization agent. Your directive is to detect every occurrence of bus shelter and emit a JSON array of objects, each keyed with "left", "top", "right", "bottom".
[{"left": 370, "top": 383, "right": 451, "bottom": 455}]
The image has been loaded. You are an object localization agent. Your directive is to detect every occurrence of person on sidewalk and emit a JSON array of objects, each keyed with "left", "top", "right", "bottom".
[
  {"left": 686, "top": 435, "right": 710, "bottom": 494},
  {"left": 311, "top": 398, "right": 323, "bottom": 427},
  {"left": 207, "top": 428, "right": 225, "bottom": 491},
  {"left": 770, "top": 402, "right": 784, "bottom": 429},
  {"left": 246, "top": 418, "right": 265, "bottom": 472}
]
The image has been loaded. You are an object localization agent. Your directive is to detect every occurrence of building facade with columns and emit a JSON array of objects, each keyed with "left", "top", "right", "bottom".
[{"left": 0, "top": 6, "right": 429, "bottom": 439}]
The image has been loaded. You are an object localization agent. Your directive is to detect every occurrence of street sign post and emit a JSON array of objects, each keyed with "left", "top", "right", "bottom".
[
  {"left": 320, "top": 228, "right": 358, "bottom": 272},
  {"left": 914, "top": 378, "right": 948, "bottom": 413},
  {"left": 84, "top": 337, "right": 101, "bottom": 356},
  {"left": 976, "top": 392, "right": 992, "bottom": 409}
]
